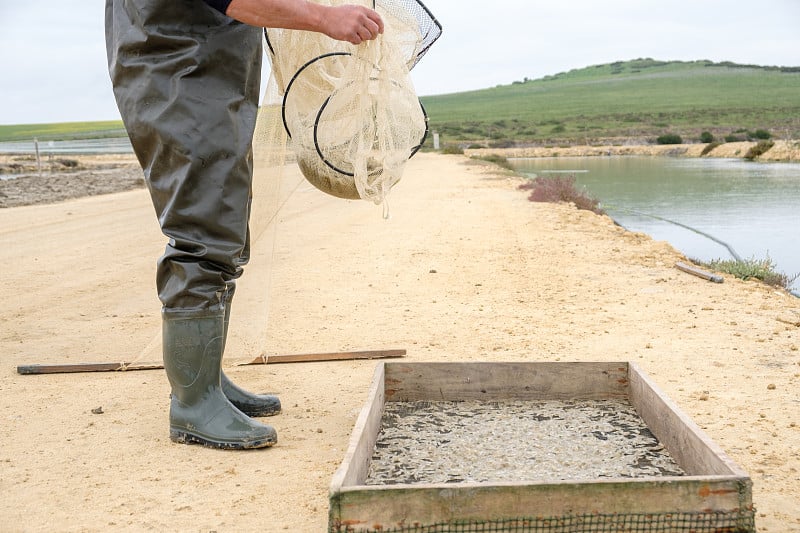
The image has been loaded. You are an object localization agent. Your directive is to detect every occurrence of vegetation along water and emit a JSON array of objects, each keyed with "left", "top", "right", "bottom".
[
  {"left": 511, "top": 156, "right": 800, "bottom": 293},
  {"left": 2, "top": 59, "right": 798, "bottom": 293}
]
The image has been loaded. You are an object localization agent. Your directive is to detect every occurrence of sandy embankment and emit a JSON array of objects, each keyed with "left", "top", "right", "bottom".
[
  {"left": 465, "top": 139, "right": 800, "bottom": 162},
  {"left": 1, "top": 152, "right": 798, "bottom": 531},
  {"left": 3, "top": 140, "right": 799, "bottom": 207}
]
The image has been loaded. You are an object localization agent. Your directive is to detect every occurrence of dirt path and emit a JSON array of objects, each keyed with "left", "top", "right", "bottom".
[{"left": 1, "top": 153, "right": 798, "bottom": 531}]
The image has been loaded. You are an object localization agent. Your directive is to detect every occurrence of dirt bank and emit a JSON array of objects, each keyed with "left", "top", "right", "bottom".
[
  {"left": 0, "top": 153, "right": 142, "bottom": 208},
  {"left": 465, "top": 139, "right": 800, "bottom": 162},
  {"left": 3, "top": 140, "right": 799, "bottom": 209},
  {"left": 1, "top": 153, "right": 798, "bottom": 531}
]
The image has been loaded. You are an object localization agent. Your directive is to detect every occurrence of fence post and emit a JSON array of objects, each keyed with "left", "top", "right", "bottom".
[{"left": 34, "top": 137, "right": 42, "bottom": 176}]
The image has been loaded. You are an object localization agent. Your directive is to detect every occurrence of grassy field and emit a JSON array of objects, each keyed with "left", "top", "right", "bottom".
[
  {"left": 419, "top": 59, "right": 800, "bottom": 146},
  {"left": 0, "top": 120, "right": 125, "bottom": 142},
  {"left": 3, "top": 59, "right": 799, "bottom": 147}
]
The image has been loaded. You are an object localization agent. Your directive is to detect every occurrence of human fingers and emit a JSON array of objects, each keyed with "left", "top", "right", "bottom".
[
  {"left": 328, "top": 5, "right": 383, "bottom": 44},
  {"left": 355, "top": 18, "right": 380, "bottom": 41},
  {"left": 352, "top": 10, "right": 382, "bottom": 42},
  {"left": 366, "top": 9, "right": 384, "bottom": 35}
]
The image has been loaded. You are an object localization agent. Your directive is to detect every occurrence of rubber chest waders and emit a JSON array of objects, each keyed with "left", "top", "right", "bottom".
[{"left": 106, "top": 0, "right": 279, "bottom": 448}]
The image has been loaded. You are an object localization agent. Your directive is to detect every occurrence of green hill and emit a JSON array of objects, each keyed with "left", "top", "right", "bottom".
[
  {"left": 0, "top": 120, "right": 125, "bottom": 142},
  {"left": 3, "top": 59, "right": 799, "bottom": 147},
  {"left": 419, "top": 58, "right": 800, "bottom": 146}
]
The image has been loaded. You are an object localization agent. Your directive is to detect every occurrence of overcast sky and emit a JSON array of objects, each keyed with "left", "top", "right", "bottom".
[{"left": 1, "top": 0, "right": 799, "bottom": 125}]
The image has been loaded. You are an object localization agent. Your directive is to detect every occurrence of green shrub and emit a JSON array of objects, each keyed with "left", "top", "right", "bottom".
[
  {"left": 700, "top": 131, "right": 714, "bottom": 143},
  {"left": 702, "top": 256, "right": 798, "bottom": 290},
  {"left": 518, "top": 176, "right": 604, "bottom": 215},
  {"left": 700, "top": 141, "right": 723, "bottom": 156},
  {"left": 488, "top": 139, "right": 516, "bottom": 149},
  {"left": 471, "top": 154, "right": 513, "bottom": 170},
  {"left": 744, "top": 140, "right": 774, "bottom": 160},
  {"left": 749, "top": 129, "right": 772, "bottom": 140},
  {"left": 656, "top": 134, "right": 683, "bottom": 145},
  {"left": 440, "top": 144, "right": 464, "bottom": 155},
  {"left": 724, "top": 134, "right": 745, "bottom": 142},
  {"left": 57, "top": 158, "right": 80, "bottom": 168}
]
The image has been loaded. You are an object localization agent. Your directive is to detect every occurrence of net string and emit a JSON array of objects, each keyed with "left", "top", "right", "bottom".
[
  {"left": 266, "top": 0, "right": 435, "bottom": 206},
  {"left": 118, "top": 66, "right": 299, "bottom": 369},
  {"left": 123, "top": 0, "right": 442, "bottom": 366}
]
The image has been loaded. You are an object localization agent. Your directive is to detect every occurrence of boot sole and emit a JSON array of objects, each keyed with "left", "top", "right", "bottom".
[
  {"left": 170, "top": 428, "right": 276, "bottom": 450},
  {"left": 235, "top": 406, "right": 282, "bottom": 418}
]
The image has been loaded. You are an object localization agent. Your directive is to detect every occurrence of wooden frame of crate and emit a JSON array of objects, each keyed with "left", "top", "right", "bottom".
[{"left": 329, "top": 361, "right": 754, "bottom": 532}]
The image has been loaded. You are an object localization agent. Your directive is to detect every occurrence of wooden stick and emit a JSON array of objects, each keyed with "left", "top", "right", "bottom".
[
  {"left": 241, "top": 349, "right": 407, "bottom": 366},
  {"left": 675, "top": 261, "right": 723, "bottom": 283},
  {"left": 16, "top": 349, "right": 406, "bottom": 375},
  {"left": 17, "top": 362, "right": 163, "bottom": 375}
]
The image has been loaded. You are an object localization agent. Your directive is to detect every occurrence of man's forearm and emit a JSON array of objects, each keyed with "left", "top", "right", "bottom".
[
  {"left": 226, "top": 0, "right": 323, "bottom": 32},
  {"left": 225, "top": 0, "right": 383, "bottom": 44}
]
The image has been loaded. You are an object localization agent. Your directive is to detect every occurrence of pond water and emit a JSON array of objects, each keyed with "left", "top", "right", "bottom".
[
  {"left": 0, "top": 138, "right": 133, "bottom": 155},
  {"left": 511, "top": 156, "right": 800, "bottom": 293}
]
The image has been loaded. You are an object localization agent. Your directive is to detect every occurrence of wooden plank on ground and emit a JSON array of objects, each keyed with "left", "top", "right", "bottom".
[
  {"left": 676, "top": 261, "right": 724, "bottom": 283},
  {"left": 17, "top": 362, "right": 163, "bottom": 375},
  {"left": 243, "top": 349, "right": 406, "bottom": 365},
  {"left": 17, "top": 349, "right": 406, "bottom": 375}
]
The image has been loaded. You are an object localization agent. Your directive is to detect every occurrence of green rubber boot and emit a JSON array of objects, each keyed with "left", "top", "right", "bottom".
[
  {"left": 221, "top": 373, "right": 282, "bottom": 417},
  {"left": 220, "top": 288, "right": 281, "bottom": 418},
  {"left": 163, "top": 312, "right": 277, "bottom": 449}
]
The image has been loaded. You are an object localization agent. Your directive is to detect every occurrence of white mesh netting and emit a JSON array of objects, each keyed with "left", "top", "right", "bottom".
[{"left": 259, "top": 0, "right": 441, "bottom": 207}]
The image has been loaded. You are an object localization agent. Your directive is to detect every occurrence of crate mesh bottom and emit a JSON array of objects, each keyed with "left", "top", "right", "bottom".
[{"left": 330, "top": 509, "right": 756, "bottom": 532}]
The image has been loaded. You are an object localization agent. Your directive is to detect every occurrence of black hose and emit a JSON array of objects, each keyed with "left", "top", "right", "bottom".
[{"left": 607, "top": 206, "right": 743, "bottom": 262}]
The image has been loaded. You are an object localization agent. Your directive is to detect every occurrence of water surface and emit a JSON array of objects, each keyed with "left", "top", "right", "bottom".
[
  {"left": 0, "top": 138, "right": 133, "bottom": 155},
  {"left": 512, "top": 156, "right": 800, "bottom": 292}
]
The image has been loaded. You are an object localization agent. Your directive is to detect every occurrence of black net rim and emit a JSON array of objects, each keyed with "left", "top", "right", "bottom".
[
  {"left": 280, "top": 51, "right": 353, "bottom": 140},
  {"left": 311, "top": 88, "right": 428, "bottom": 178},
  {"left": 264, "top": 0, "right": 442, "bottom": 70}
]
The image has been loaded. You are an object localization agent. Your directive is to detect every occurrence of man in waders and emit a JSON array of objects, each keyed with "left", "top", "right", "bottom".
[{"left": 105, "top": 0, "right": 383, "bottom": 450}]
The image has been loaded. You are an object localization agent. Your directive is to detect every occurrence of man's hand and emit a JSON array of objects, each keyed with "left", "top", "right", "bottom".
[
  {"left": 319, "top": 4, "right": 384, "bottom": 44},
  {"left": 226, "top": 0, "right": 384, "bottom": 45}
]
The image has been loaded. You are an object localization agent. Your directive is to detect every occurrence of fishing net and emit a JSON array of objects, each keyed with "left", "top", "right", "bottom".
[{"left": 260, "top": 0, "right": 442, "bottom": 206}]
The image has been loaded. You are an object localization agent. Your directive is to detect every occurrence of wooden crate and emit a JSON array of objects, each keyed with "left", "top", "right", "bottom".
[{"left": 329, "top": 362, "right": 754, "bottom": 532}]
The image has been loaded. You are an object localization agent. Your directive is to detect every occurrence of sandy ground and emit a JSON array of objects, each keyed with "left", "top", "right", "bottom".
[{"left": 1, "top": 152, "right": 799, "bottom": 532}]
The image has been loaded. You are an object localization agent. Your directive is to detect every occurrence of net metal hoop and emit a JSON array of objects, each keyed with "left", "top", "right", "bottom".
[
  {"left": 399, "top": 0, "right": 441, "bottom": 68},
  {"left": 280, "top": 51, "right": 353, "bottom": 140},
  {"left": 267, "top": 0, "right": 442, "bottom": 69},
  {"left": 263, "top": 0, "right": 442, "bottom": 203},
  {"left": 313, "top": 90, "right": 428, "bottom": 177}
]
